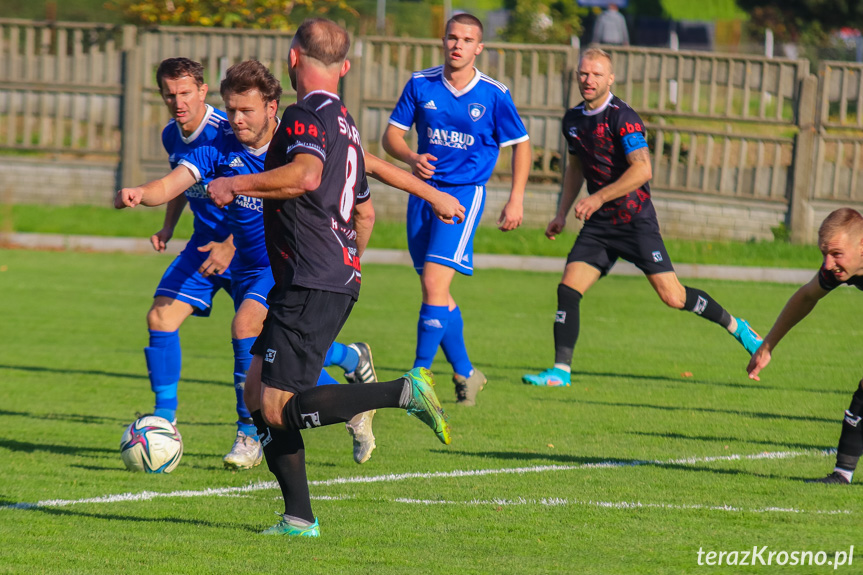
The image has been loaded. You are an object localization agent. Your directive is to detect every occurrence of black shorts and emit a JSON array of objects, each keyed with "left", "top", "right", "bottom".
[
  {"left": 251, "top": 286, "right": 355, "bottom": 394},
  {"left": 566, "top": 217, "right": 675, "bottom": 276}
]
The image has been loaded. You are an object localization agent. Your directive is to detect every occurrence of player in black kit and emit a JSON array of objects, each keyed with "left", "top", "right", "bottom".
[
  {"left": 207, "top": 18, "right": 464, "bottom": 537},
  {"left": 749, "top": 208, "right": 863, "bottom": 484},
  {"left": 523, "top": 47, "right": 763, "bottom": 388}
]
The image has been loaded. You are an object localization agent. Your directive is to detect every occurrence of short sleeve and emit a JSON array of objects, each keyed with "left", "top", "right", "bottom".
[
  {"left": 356, "top": 173, "right": 371, "bottom": 204},
  {"left": 388, "top": 77, "right": 418, "bottom": 131},
  {"left": 494, "top": 90, "right": 529, "bottom": 148},
  {"left": 179, "top": 145, "right": 219, "bottom": 184},
  {"left": 278, "top": 106, "right": 327, "bottom": 162},
  {"left": 612, "top": 105, "right": 648, "bottom": 156}
]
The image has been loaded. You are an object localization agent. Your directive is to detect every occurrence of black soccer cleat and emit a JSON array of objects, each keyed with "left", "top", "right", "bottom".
[{"left": 805, "top": 471, "right": 851, "bottom": 485}]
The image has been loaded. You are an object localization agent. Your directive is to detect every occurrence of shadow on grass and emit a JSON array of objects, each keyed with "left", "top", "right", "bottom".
[
  {"left": 0, "top": 437, "right": 219, "bottom": 460},
  {"left": 0, "top": 363, "right": 227, "bottom": 387},
  {"left": 628, "top": 430, "right": 831, "bottom": 452}
]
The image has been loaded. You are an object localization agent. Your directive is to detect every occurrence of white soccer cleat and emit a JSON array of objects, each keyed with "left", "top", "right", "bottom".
[
  {"left": 346, "top": 409, "right": 377, "bottom": 464},
  {"left": 223, "top": 430, "right": 263, "bottom": 470}
]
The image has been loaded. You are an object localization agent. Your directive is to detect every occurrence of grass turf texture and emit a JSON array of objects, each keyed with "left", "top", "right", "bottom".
[
  {"left": 1, "top": 248, "right": 860, "bottom": 574},
  {"left": 2, "top": 203, "right": 824, "bottom": 268}
]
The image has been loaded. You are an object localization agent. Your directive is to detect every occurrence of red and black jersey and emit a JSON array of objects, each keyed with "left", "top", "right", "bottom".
[
  {"left": 562, "top": 94, "right": 656, "bottom": 227},
  {"left": 263, "top": 90, "right": 370, "bottom": 298}
]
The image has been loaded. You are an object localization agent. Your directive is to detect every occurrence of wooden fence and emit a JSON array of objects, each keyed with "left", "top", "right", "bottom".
[{"left": 3, "top": 18, "right": 863, "bottom": 242}]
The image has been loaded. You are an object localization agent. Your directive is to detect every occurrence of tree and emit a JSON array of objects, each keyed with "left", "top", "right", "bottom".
[
  {"left": 498, "top": 0, "right": 587, "bottom": 44},
  {"left": 108, "top": 0, "right": 356, "bottom": 29},
  {"left": 735, "top": 0, "right": 863, "bottom": 43}
]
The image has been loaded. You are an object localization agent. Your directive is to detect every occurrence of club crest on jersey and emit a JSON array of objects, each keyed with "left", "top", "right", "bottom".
[{"left": 468, "top": 103, "right": 486, "bottom": 121}]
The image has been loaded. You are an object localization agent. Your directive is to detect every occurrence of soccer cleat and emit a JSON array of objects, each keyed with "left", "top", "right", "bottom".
[
  {"left": 805, "top": 471, "right": 851, "bottom": 485},
  {"left": 222, "top": 430, "right": 263, "bottom": 471},
  {"left": 344, "top": 342, "right": 377, "bottom": 384},
  {"left": 732, "top": 318, "right": 763, "bottom": 355},
  {"left": 404, "top": 367, "right": 451, "bottom": 445},
  {"left": 453, "top": 369, "right": 487, "bottom": 406},
  {"left": 260, "top": 513, "right": 320, "bottom": 537},
  {"left": 522, "top": 368, "right": 571, "bottom": 387}
]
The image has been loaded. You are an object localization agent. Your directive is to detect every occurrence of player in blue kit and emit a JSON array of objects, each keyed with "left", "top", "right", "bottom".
[
  {"left": 522, "top": 47, "right": 762, "bottom": 388},
  {"left": 382, "top": 13, "right": 532, "bottom": 407},
  {"left": 117, "top": 60, "right": 383, "bottom": 468},
  {"left": 748, "top": 208, "right": 863, "bottom": 484}
]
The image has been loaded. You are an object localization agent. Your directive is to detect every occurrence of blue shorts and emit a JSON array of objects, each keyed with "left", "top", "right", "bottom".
[
  {"left": 406, "top": 184, "right": 485, "bottom": 276},
  {"left": 154, "top": 239, "right": 233, "bottom": 317},
  {"left": 230, "top": 266, "right": 275, "bottom": 312}
]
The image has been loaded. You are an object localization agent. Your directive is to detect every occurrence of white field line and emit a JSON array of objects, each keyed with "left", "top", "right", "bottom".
[{"left": 0, "top": 448, "right": 837, "bottom": 513}]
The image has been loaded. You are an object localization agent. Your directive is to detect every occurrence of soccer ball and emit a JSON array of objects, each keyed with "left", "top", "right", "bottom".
[{"left": 120, "top": 415, "right": 183, "bottom": 473}]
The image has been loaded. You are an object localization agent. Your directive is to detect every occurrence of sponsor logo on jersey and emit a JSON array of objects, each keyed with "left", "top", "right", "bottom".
[
  {"left": 468, "top": 103, "right": 486, "bottom": 121},
  {"left": 265, "top": 348, "right": 277, "bottom": 363},
  {"left": 426, "top": 127, "right": 475, "bottom": 150},
  {"left": 555, "top": 311, "right": 566, "bottom": 323},
  {"left": 234, "top": 194, "right": 263, "bottom": 213},
  {"left": 184, "top": 182, "right": 209, "bottom": 200},
  {"left": 423, "top": 100, "right": 437, "bottom": 110},
  {"left": 619, "top": 121, "right": 644, "bottom": 136},
  {"left": 301, "top": 412, "right": 322, "bottom": 428},
  {"left": 228, "top": 156, "right": 244, "bottom": 168},
  {"left": 342, "top": 247, "right": 362, "bottom": 272},
  {"left": 652, "top": 250, "right": 663, "bottom": 263},
  {"left": 693, "top": 295, "right": 708, "bottom": 315},
  {"left": 337, "top": 116, "right": 362, "bottom": 146}
]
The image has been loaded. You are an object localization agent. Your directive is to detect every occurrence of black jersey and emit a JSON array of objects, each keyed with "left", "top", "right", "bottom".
[
  {"left": 562, "top": 94, "right": 656, "bottom": 227},
  {"left": 262, "top": 90, "right": 370, "bottom": 299},
  {"left": 818, "top": 265, "right": 863, "bottom": 292}
]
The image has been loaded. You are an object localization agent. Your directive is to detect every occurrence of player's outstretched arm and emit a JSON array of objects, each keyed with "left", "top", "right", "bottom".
[
  {"left": 381, "top": 124, "right": 437, "bottom": 180},
  {"left": 746, "top": 274, "right": 828, "bottom": 380},
  {"left": 575, "top": 146, "right": 651, "bottom": 221},
  {"left": 151, "top": 194, "right": 189, "bottom": 252},
  {"left": 547, "top": 153, "right": 584, "bottom": 240},
  {"left": 208, "top": 154, "right": 324, "bottom": 207},
  {"left": 364, "top": 152, "right": 465, "bottom": 224},
  {"left": 498, "top": 140, "right": 531, "bottom": 232},
  {"left": 114, "top": 166, "right": 197, "bottom": 210}
]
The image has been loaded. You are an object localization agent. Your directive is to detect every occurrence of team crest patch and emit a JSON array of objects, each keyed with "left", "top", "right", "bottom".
[{"left": 468, "top": 103, "right": 486, "bottom": 121}]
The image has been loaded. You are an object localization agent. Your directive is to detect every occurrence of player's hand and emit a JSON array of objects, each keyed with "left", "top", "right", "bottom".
[
  {"left": 114, "top": 187, "right": 143, "bottom": 209},
  {"left": 197, "top": 240, "right": 235, "bottom": 277},
  {"left": 545, "top": 215, "right": 566, "bottom": 240},
  {"left": 207, "top": 177, "right": 235, "bottom": 208},
  {"left": 574, "top": 194, "right": 603, "bottom": 221},
  {"left": 408, "top": 153, "right": 437, "bottom": 180},
  {"left": 150, "top": 228, "right": 174, "bottom": 253},
  {"left": 746, "top": 346, "right": 771, "bottom": 381},
  {"left": 497, "top": 200, "right": 523, "bottom": 232},
  {"left": 430, "top": 191, "right": 465, "bottom": 225}
]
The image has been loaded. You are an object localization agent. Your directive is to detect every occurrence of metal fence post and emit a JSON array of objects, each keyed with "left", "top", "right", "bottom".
[
  {"left": 789, "top": 74, "right": 818, "bottom": 243},
  {"left": 119, "top": 25, "right": 142, "bottom": 190}
]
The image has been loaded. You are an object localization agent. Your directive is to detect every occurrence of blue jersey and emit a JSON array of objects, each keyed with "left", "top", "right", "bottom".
[
  {"left": 179, "top": 124, "right": 269, "bottom": 275},
  {"left": 388, "top": 66, "right": 528, "bottom": 187},
  {"left": 161, "top": 105, "right": 232, "bottom": 245}
]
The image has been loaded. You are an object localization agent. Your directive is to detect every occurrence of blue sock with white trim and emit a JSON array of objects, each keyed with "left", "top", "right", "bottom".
[
  {"left": 414, "top": 303, "right": 449, "bottom": 369},
  {"left": 232, "top": 337, "right": 257, "bottom": 439},
  {"left": 323, "top": 342, "right": 359, "bottom": 373},
  {"left": 440, "top": 306, "right": 473, "bottom": 378},
  {"left": 317, "top": 369, "right": 340, "bottom": 386},
  {"left": 145, "top": 329, "right": 180, "bottom": 422}
]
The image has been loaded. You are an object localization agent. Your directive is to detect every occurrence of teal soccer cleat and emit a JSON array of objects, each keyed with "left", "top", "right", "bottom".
[
  {"left": 261, "top": 514, "right": 320, "bottom": 537},
  {"left": 522, "top": 367, "right": 571, "bottom": 387},
  {"left": 732, "top": 318, "right": 763, "bottom": 355},
  {"left": 404, "top": 367, "right": 451, "bottom": 445}
]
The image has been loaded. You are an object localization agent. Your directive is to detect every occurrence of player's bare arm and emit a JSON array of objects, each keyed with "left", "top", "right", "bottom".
[
  {"left": 151, "top": 195, "right": 189, "bottom": 252},
  {"left": 114, "top": 166, "right": 197, "bottom": 209},
  {"left": 353, "top": 199, "right": 375, "bottom": 257},
  {"left": 547, "top": 153, "right": 585, "bottom": 240},
  {"left": 364, "top": 152, "right": 465, "bottom": 224},
  {"left": 381, "top": 124, "right": 438, "bottom": 180},
  {"left": 746, "top": 274, "right": 828, "bottom": 380},
  {"left": 498, "top": 139, "right": 531, "bottom": 232},
  {"left": 574, "top": 146, "right": 651, "bottom": 222},
  {"left": 208, "top": 153, "right": 324, "bottom": 207},
  {"left": 197, "top": 234, "right": 235, "bottom": 277}
]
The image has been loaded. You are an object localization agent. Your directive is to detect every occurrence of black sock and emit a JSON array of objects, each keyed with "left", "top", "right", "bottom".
[
  {"left": 250, "top": 410, "right": 313, "bottom": 522},
  {"left": 836, "top": 386, "right": 863, "bottom": 472},
  {"left": 682, "top": 286, "right": 732, "bottom": 328},
  {"left": 553, "top": 284, "right": 582, "bottom": 366},
  {"left": 283, "top": 379, "right": 407, "bottom": 430}
]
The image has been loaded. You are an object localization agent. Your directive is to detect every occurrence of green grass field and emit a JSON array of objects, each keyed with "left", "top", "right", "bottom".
[{"left": 1, "top": 248, "right": 861, "bottom": 574}]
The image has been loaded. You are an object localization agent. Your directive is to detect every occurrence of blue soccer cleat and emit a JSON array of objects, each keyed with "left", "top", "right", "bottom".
[
  {"left": 261, "top": 514, "right": 320, "bottom": 537},
  {"left": 522, "top": 367, "right": 571, "bottom": 387},
  {"left": 732, "top": 318, "right": 763, "bottom": 355}
]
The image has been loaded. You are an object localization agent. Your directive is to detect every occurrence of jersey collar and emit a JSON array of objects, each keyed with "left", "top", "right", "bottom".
[
  {"left": 303, "top": 90, "right": 340, "bottom": 100},
  {"left": 178, "top": 104, "right": 214, "bottom": 145},
  {"left": 443, "top": 67, "right": 481, "bottom": 98},
  {"left": 582, "top": 93, "right": 614, "bottom": 116}
]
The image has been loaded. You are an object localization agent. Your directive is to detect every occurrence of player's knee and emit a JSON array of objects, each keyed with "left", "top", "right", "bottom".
[
  {"left": 261, "top": 401, "right": 285, "bottom": 430},
  {"left": 146, "top": 305, "right": 169, "bottom": 331},
  {"left": 658, "top": 290, "right": 684, "bottom": 309}
]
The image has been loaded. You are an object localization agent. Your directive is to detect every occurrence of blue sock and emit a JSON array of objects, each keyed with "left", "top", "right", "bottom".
[
  {"left": 145, "top": 329, "right": 180, "bottom": 422},
  {"left": 317, "top": 369, "right": 340, "bottom": 386},
  {"left": 440, "top": 306, "right": 473, "bottom": 378},
  {"left": 232, "top": 337, "right": 257, "bottom": 439},
  {"left": 324, "top": 342, "right": 359, "bottom": 373},
  {"left": 414, "top": 303, "right": 450, "bottom": 369}
]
